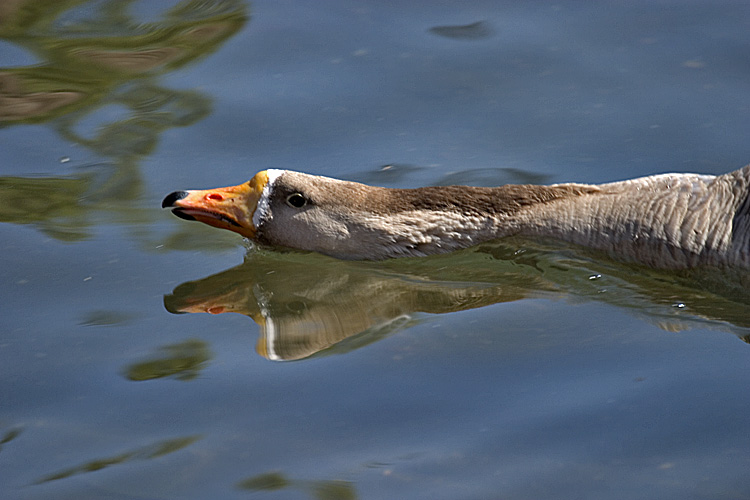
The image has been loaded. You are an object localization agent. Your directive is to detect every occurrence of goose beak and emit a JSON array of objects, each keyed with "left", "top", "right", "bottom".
[{"left": 162, "top": 171, "right": 270, "bottom": 238}]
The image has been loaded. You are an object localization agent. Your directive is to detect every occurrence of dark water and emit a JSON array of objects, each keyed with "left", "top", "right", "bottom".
[{"left": 2, "top": 1, "right": 750, "bottom": 499}]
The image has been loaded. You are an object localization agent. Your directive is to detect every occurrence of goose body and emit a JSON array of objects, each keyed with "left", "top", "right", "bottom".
[{"left": 163, "top": 164, "right": 750, "bottom": 268}]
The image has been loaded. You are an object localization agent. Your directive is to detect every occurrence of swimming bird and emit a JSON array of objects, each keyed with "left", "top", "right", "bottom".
[{"left": 162, "top": 165, "right": 750, "bottom": 268}]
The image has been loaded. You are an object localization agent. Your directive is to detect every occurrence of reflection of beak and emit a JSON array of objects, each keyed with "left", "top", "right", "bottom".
[
  {"left": 163, "top": 293, "right": 235, "bottom": 315},
  {"left": 165, "top": 291, "right": 275, "bottom": 359},
  {"left": 162, "top": 171, "right": 270, "bottom": 238}
]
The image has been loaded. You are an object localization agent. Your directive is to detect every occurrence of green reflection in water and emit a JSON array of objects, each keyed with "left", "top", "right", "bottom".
[
  {"left": 35, "top": 434, "right": 201, "bottom": 484},
  {"left": 125, "top": 338, "right": 212, "bottom": 381},
  {"left": 0, "top": 427, "right": 23, "bottom": 454},
  {"left": 0, "top": 0, "right": 248, "bottom": 243},
  {"left": 428, "top": 20, "right": 494, "bottom": 40},
  {"left": 238, "top": 471, "right": 289, "bottom": 491},
  {"left": 237, "top": 471, "right": 358, "bottom": 500},
  {"left": 0, "top": 174, "right": 91, "bottom": 240},
  {"left": 79, "top": 309, "right": 136, "bottom": 327}
]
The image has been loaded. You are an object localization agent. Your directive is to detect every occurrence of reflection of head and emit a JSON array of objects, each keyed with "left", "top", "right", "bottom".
[
  {"left": 164, "top": 250, "right": 540, "bottom": 361},
  {"left": 164, "top": 247, "right": 750, "bottom": 362}
]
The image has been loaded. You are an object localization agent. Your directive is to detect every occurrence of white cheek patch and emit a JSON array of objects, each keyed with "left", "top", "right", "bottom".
[{"left": 253, "top": 169, "right": 284, "bottom": 229}]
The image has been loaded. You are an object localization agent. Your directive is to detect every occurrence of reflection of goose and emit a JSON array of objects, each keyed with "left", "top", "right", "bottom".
[
  {"left": 163, "top": 165, "right": 750, "bottom": 268},
  {"left": 164, "top": 249, "right": 750, "bottom": 362},
  {"left": 164, "top": 251, "right": 545, "bottom": 361}
]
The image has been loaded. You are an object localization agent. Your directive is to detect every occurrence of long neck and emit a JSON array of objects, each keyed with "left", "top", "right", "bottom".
[{"left": 362, "top": 183, "right": 599, "bottom": 259}]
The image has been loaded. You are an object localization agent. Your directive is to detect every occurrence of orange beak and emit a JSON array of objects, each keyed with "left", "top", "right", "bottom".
[{"left": 162, "top": 171, "right": 270, "bottom": 238}]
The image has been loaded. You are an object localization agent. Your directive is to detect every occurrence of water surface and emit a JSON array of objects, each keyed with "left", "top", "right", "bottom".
[{"left": 2, "top": 1, "right": 750, "bottom": 499}]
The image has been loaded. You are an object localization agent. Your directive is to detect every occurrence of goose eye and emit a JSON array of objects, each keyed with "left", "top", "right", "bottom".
[{"left": 286, "top": 193, "right": 307, "bottom": 208}]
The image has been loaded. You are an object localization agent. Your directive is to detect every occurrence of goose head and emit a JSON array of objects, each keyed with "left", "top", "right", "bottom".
[
  {"left": 162, "top": 170, "right": 404, "bottom": 259},
  {"left": 162, "top": 169, "right": 556, "bottom": 259}
]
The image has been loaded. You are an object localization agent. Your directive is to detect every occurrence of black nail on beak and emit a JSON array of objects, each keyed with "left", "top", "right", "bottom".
[{"left": 162, "top": 191, "right": 189, "bottom": 208}]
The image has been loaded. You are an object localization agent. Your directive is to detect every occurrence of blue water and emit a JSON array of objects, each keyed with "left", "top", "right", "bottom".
[{"left": 2, "top": 1, "right": 750, "bottom": 499}]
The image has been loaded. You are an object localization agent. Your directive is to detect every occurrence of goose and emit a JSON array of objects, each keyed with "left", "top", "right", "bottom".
[{"left": 162, "top": 164, "right": 750, "bottom": 268}]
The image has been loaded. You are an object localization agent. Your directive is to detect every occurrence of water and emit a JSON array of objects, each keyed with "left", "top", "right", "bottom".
[{"left": 2, "top": 1, "right": 750, "bottom": 499}]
